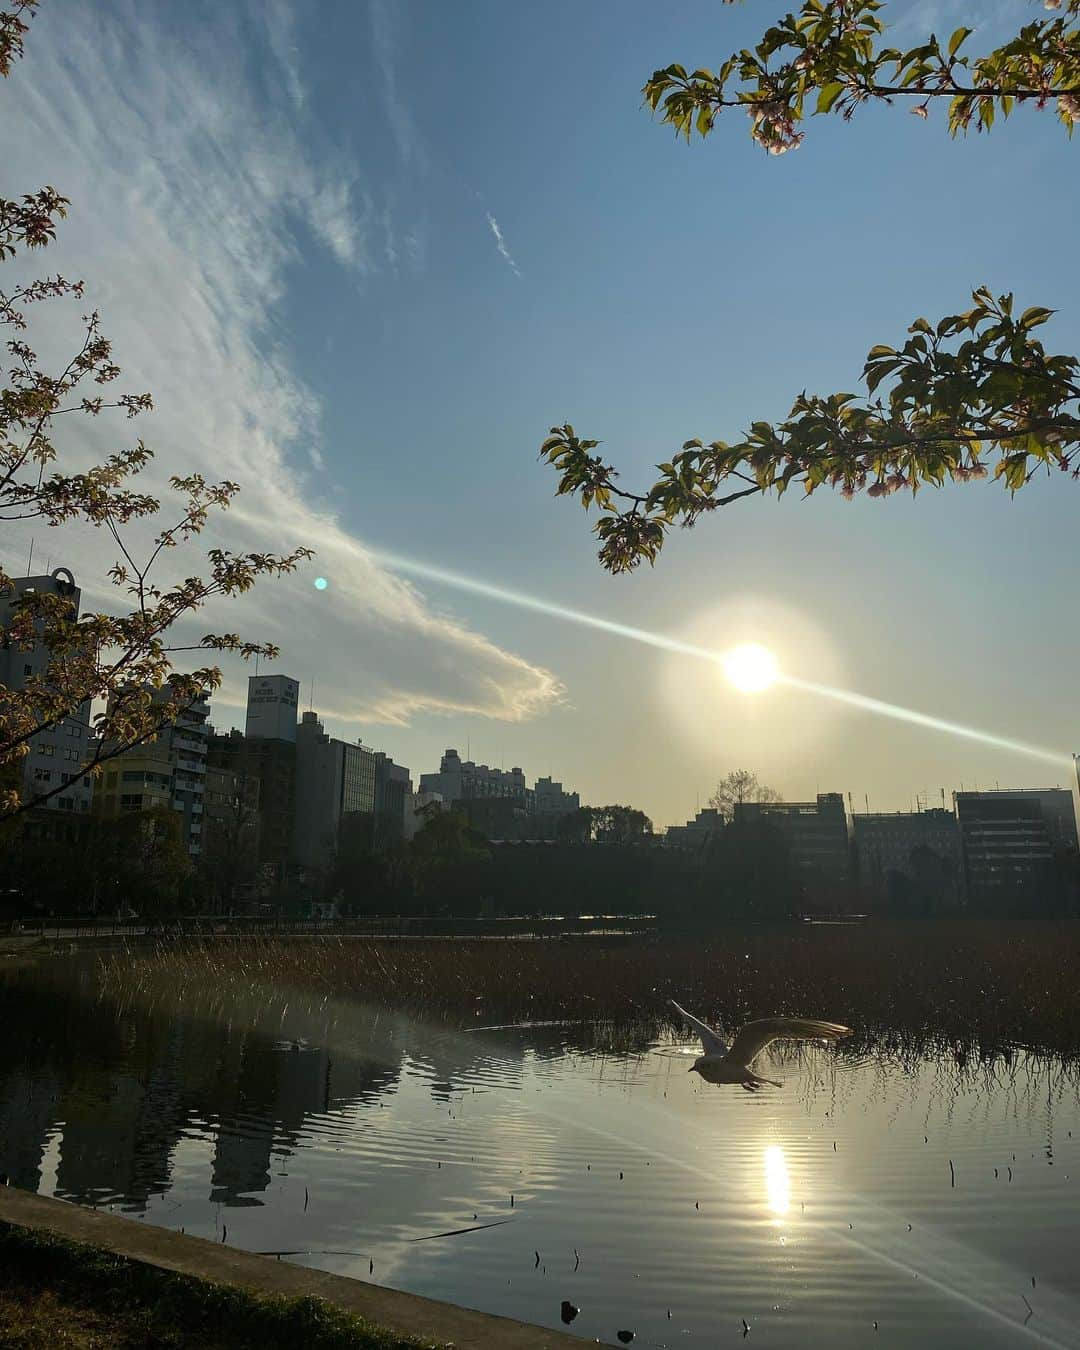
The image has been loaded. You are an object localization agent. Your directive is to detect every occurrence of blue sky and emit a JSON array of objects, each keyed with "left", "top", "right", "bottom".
[{"left": 4, "top": 0, "right": 1079, "bottom": 825}]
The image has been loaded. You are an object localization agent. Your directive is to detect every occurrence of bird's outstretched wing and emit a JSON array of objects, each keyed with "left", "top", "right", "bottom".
[
  {"left": 727, "top": 1017, "right": 852, "bottom": 1067},
  {"left": 671, "top": 1001, "right": 728, "bottom": 1056}
]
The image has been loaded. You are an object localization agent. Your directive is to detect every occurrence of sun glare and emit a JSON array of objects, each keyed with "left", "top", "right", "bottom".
[
  {"left": 723, "top": 642, "right": 780, "bottom": 694},
  {"left": 764, "top": 1145, "right": 790, "bottom": 1216}
]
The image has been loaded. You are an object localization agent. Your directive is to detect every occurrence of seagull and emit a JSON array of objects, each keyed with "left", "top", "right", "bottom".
[{"left": 672, "top": 1001, "right": 852, "bottom": 1090}]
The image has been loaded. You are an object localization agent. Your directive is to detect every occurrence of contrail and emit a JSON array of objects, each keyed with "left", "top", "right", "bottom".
[{"left": 369, "top": 549, "right": 1071, "bottom": 770}]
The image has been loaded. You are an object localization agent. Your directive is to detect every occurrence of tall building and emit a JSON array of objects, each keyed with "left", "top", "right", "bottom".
[
  {"left": 954, "top": 791, "right": 1062, "bottom": 909},
  {"left": 534, "top": 776, "right": 580, "bottom": 824},
  {"left": 0, "top": 568, "right": 94, "bottom": 824},
  {"left": 292, "top": 710, "right": 377, "bottom": 871},
  {"left": 953, "top": 788, "right": 1077, "bottom": 854},
  {"left": 665, "top": 808, "right": 726, "bottom": 850},
  {"left": 418, "top": 751, "right": 580, "bottom": 838},
  {"left": 244, "top": 675, "right": 300, "bottom": 742},
  {"left": 207, "top": 729, "right": 295, "bottom": 889},
  {"left": 852, "top": 809, "right": 962, "bottom": 910},
  {"left": 95, "top": 688, "right": 210, "bottom": 857},
  {"left": 420, "top": 749, "right": 533, "bottom": 808},
  {"left": 734, "top": 793, "right": 852, "bottom": 898},
  {"left": 202, "top": 761, "right": 261, "bottom": 901},
  {"left": 205, "top": 673, "right": 301, "bottom": 889},
  {"left": 374, "top": 752, "right": 412, "bottom": 842}
]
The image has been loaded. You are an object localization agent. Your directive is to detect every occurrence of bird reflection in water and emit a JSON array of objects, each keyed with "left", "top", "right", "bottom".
[{"left": 764, "top": 1145, "right": 790, "bottom": 1216}]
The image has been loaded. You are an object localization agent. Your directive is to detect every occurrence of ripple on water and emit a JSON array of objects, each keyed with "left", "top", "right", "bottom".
[{"left": 2, "top": 991, "right": 1079, "bottom": 1348}]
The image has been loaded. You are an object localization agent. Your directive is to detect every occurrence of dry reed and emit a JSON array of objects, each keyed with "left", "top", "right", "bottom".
[{"left": 95, "top": 920, "right": 1080, "bottom": 1062}]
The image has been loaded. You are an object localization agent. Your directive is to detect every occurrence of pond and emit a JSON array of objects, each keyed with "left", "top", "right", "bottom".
[{"left": 1, "top": 957, "right": 1078, "bottom": 1348}]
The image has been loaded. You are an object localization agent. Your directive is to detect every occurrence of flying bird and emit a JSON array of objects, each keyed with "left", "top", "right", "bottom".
[{"left": 671, "top": 1001, "right": 852, "bottom": 1090}]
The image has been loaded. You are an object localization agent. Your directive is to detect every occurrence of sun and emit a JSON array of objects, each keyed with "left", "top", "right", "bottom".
[{"left": 723, "top": 642, "right": 780, "bottom": 694}]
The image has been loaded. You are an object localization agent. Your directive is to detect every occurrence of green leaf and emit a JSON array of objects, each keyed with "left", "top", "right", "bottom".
[
  {"left": 948, "top": 27, "right": 972, "bottom": 58},
  {"left": 816, "top": 81, "right": 845, "bottom": 114},
  {"left": 1019, "top": 306, "right": 1055, "bottom": 330}
]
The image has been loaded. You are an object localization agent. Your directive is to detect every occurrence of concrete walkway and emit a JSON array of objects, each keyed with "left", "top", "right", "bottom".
[{"left": 0, "top": 1186, "right": 586, "bottom": 1349}]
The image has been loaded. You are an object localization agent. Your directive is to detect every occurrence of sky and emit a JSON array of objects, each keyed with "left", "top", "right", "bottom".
[{"left": 3, "top": 0, "right": 1079, "bottom": 828}]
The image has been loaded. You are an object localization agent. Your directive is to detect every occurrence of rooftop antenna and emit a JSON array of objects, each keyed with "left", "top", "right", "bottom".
[
  {"left": 309, "top": 678, "right": 314, "bottom": 711},
  {"left": 25, "top": 538, "right": 34, "bottom": 575},
  {"left": 254, "top": 653, "right": 260, "bottom": 675},
  {"left": 864, "top": 793, "right": 870, "bottom": 814}
]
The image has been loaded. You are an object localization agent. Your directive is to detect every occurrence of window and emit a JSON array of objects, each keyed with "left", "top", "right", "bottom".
[
  {"left": 40, "top": 744, "right": 54, "bottom": 758},
  {"left": 58, "top": 797, "right": 74, "bottom": 812},
  {"left": 23, "top": 663, "right": 32, "bottom": 677},
  {"left": 33, "top": 768, "right": 51, "bottom": 783}
]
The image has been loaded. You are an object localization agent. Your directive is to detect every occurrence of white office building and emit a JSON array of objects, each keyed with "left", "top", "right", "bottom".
[
  {"left": 245, "top": 675, "right": 300, "bottom": 742},
  {"left": 420, "top": 748, "right": 531, "bottom": 806},
  {"left": 0, "top": 568, "right": 94, "bottom": 818},
  {"left": 534, "top": 775, "right": 580, "bottom": 821}
]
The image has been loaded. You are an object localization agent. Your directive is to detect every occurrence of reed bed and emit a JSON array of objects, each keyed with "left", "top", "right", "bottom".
[{"left": 95, "top": 920, "right": 1080, "bottom": 1063}]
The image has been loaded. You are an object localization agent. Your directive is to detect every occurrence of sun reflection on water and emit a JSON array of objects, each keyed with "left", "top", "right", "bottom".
[{"left": 764, "top": 1144, "right": 790, "bottom": 1216}]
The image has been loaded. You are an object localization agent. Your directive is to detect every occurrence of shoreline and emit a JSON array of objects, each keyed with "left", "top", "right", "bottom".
[{"left": 0, "top": 1187, "right": 583, "bottom": 1349}]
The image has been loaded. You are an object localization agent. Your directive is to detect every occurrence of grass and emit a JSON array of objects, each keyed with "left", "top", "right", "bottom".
[
  {"left": 0, "top": 1222, "right": 445, "bottom": 1350},
  {"left": 94, "top": 919, "right": 1080, "bottom": 1064}
]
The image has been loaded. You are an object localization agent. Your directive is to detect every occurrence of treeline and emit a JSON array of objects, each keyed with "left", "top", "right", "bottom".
[
  {"left": 5, "top": 803, "right": 1079, "bottom": 922},
  {"left": 327, "top": 808, "right": 803, "bottom": 922}
]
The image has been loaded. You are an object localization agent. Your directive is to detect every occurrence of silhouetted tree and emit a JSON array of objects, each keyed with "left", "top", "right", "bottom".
[
  {"left": 708, "top": 770, "right": 782, "bottom": 824},
  {"left": 700, "top": 817, "right": 797, "bottom": 920},
  {"left": 200, "top": 769, "right": 259, "bottom": 911},
  {"left": 407, "top": 810, "right": 490, "bottom": 913},
  {"left": 556, "top": 804, "right": 652, "bottom": 844},
  {"left": 1, "top": 806, "right": 191, "bottom": 916}
]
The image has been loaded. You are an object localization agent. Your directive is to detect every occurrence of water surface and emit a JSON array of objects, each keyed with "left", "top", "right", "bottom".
[{"left": 1, "top": 963, "right": 1078, "bottom": 1348}]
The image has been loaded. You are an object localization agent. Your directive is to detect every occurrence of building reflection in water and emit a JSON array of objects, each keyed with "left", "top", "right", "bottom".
[{"left": 0, "top": 974, "right": 409, "bottom": 1211}]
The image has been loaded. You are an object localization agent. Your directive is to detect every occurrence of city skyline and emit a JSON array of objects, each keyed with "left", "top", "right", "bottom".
[{"left": 3, "top": 1, "right": 1079, "bottom": 829}]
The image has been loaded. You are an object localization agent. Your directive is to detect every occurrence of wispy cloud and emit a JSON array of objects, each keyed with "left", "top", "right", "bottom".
[
  {"left": 309, "top": 178, "right": 372, "bottom": 272},
  {"left": 4, "top": 0, "right": 560, "bottom": 733},
  {"left": 263, "top": 0, "right": 305, "bottom": 111},
  {"left": 486, "top": 212, "right": 521, "bottom": 277},
  {"left": 369, "top": 0, "right": 420, "bottom": 169}
]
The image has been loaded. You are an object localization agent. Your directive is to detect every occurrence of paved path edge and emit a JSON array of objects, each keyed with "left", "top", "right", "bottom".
[{"left": 0, "top": 1186, "right": 585, "bottom": 1349}]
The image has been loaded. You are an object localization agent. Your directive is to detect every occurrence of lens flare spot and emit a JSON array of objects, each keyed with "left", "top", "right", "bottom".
[
  {"left": 724, "top": 642, "right": 779, "bottom": 694},
  {"left": 765, "top": 1145, "right": 790, "bottom": 1216},
  {"left": 313, "top": 577, "right": 328, "bottom": 591}
]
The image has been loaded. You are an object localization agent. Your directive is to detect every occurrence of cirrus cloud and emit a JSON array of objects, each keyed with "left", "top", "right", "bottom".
[{"left": 2, "top": 0, "right": 561, "bottom": 734}]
